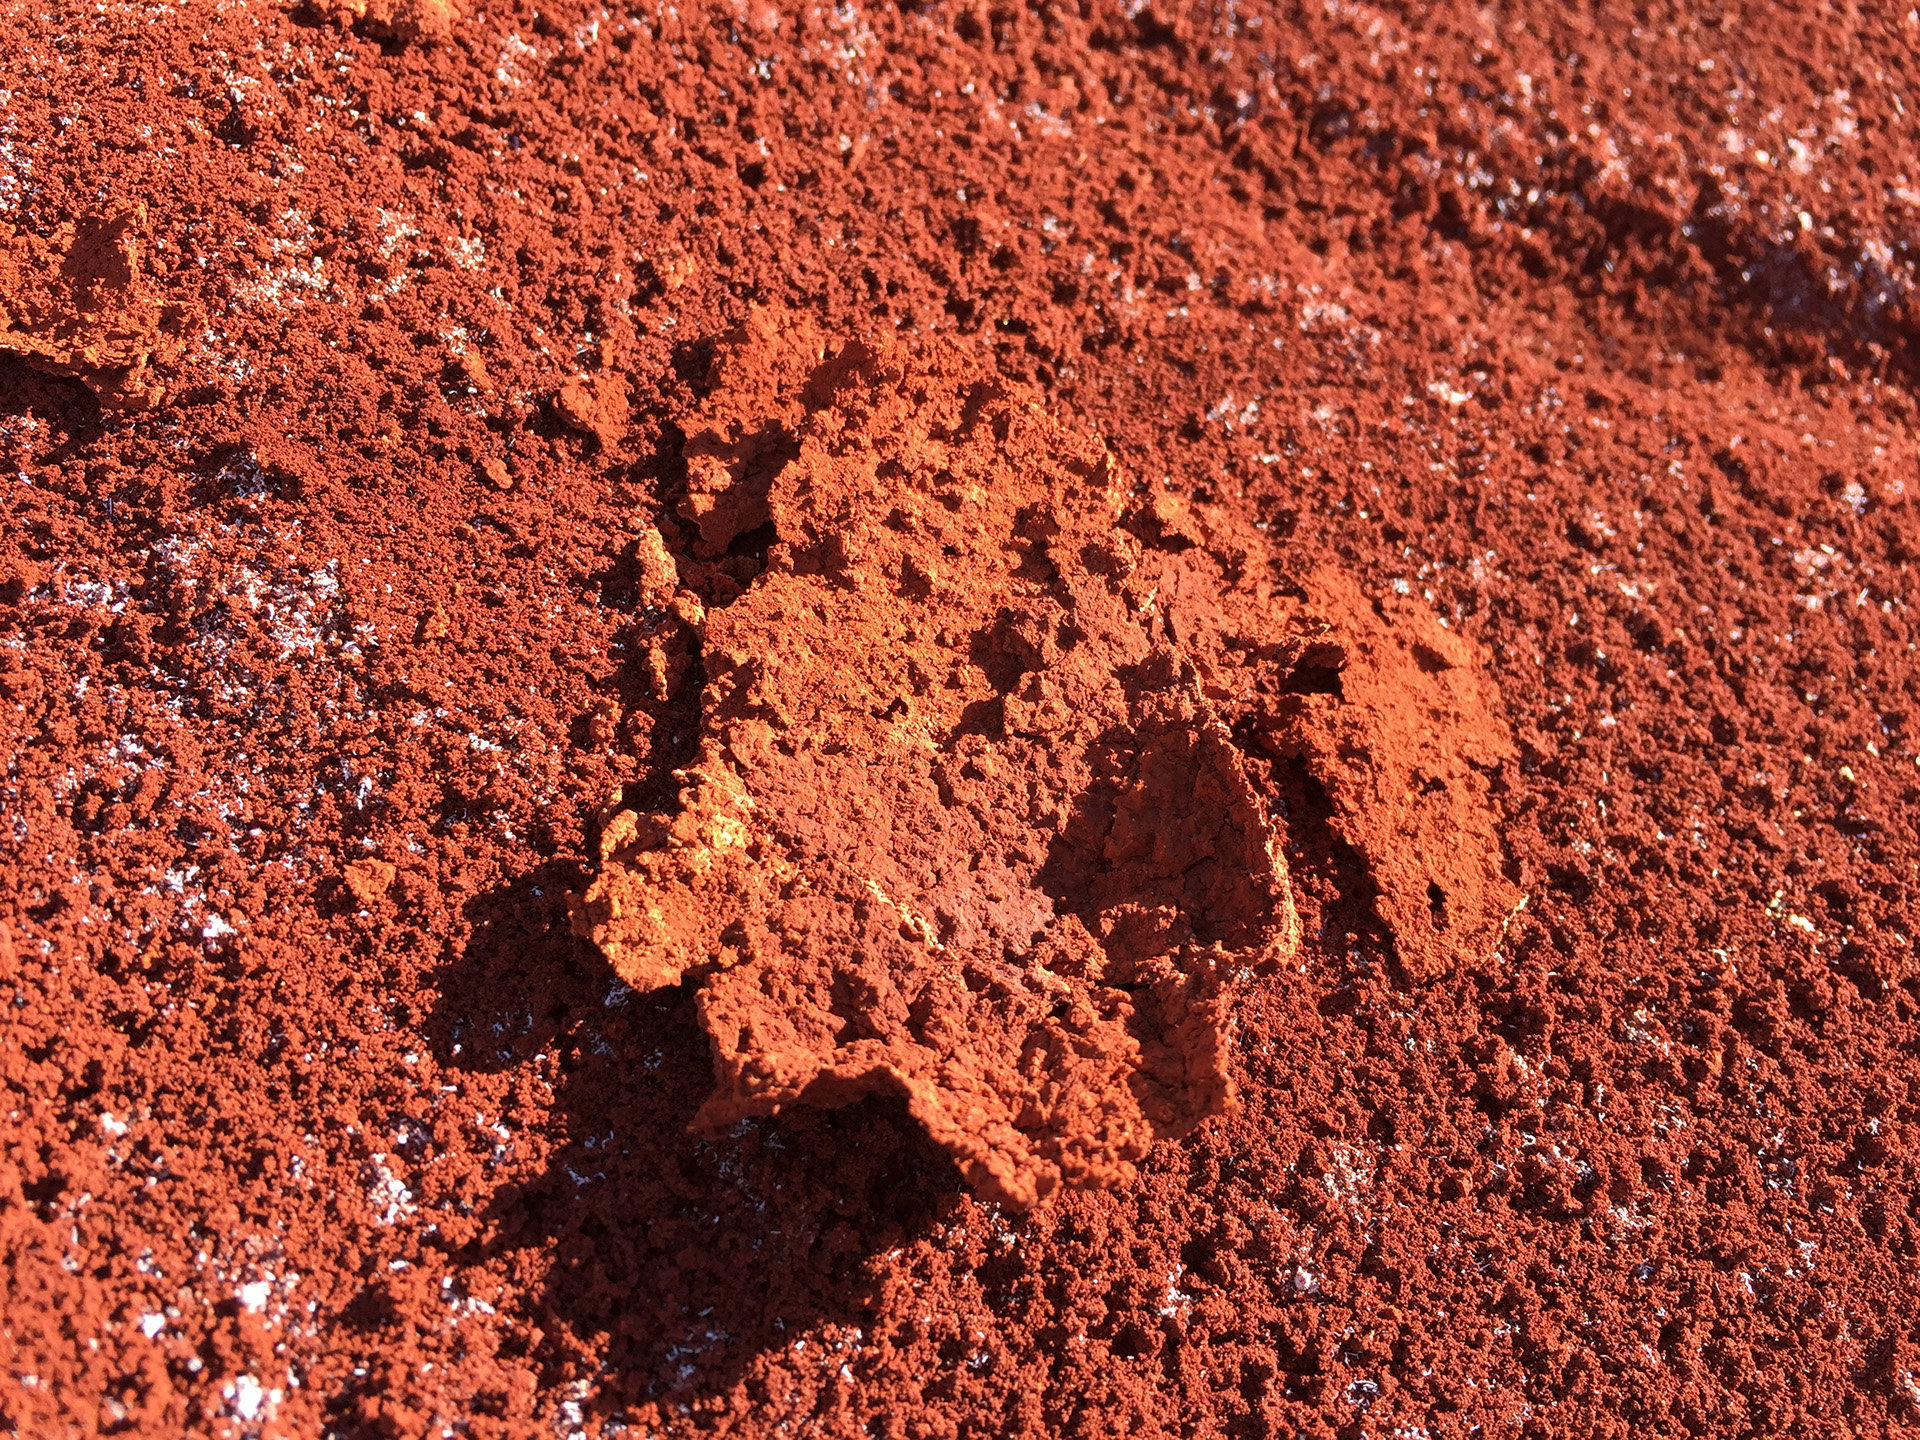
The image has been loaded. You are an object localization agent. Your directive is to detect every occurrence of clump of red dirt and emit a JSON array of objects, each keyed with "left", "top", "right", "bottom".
[
  {"left": 576, "top": 310, "right": 1302, "bottom": 1205},
  {"left": 4, "top": 0, "right": 1920, "bottom": 1435},
  {"left": 1247, "top": 567, "right": 1526, "bottom": 982},
  {"left": 305, "top": 0, "right": 465, "bottom": 45},
  {"left": 575, "top": 309, "right": 1523, "bottom": 1205},
  {"left": 0, "top": 205, "right": 169, "bottom": 411}
]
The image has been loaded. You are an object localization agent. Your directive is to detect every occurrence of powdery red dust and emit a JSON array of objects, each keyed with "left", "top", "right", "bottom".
[{"left": 2, "top": 1, "right": 1919, "bottom": 1437}]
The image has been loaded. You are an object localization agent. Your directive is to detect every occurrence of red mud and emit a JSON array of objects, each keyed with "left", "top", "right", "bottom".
[{"left": 3, "top": 1, "right": 1920, "bottom": 1436}]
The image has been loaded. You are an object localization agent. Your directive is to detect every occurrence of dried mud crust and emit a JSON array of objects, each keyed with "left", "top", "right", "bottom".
[{"left": 574, "top": 312, "right": 1522, "bottom": 1205}]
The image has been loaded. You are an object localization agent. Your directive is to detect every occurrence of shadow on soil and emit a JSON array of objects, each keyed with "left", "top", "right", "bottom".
[{"left": 423, "top": 864, "right": 967, "bottom": 1425}]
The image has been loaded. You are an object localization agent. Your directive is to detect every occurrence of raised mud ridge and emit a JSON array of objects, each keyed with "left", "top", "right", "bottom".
[{"left": 573, "top": 309, "right": 1519, "bottom": 1206}]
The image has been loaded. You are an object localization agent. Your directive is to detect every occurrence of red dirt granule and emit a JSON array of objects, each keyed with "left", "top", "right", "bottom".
[{"left": 2, "top": 1, "right": 1919, "bottom": 1436}]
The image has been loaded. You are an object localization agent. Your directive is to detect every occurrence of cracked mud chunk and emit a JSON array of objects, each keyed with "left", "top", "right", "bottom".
[{"left": 573, "top": 318, "right": 1298, "bottom": 1205}]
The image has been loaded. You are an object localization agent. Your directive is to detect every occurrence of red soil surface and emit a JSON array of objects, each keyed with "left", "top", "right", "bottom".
[{"left": 2, "top": 1, "right": 1918, "bottom": 1435}]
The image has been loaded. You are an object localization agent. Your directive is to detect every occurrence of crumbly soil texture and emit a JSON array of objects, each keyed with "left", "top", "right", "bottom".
[{"left": 2, "top": 2, "right": 1919, "bottom": 1437}]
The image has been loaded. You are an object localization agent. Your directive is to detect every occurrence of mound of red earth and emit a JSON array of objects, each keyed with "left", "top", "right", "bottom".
[{"left": 3, "top": 0, "right": 1918, "bottom": 1435}]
